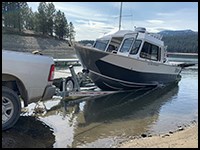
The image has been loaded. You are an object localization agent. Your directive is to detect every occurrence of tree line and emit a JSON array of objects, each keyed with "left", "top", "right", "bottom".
[
  {"left": 162, "top": 34, "right": 198, "bottom": 53},
  {"left": 2, "top": 2, "right": 75, "bottom": 41}
]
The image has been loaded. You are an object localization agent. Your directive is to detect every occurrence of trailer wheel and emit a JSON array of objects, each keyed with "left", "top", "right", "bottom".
[
  {"left": 60, "top": 77, "right": 75, "bottom": 92},
  {"left": 2, "top": 86, "right": 21, "bottom": 130}
]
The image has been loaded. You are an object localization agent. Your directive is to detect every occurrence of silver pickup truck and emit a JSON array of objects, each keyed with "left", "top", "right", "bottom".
[{"left": 2, "top": 50, "right": 56, "bottom": 130}]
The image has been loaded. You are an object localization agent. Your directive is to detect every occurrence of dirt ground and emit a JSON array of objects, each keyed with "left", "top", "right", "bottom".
[{"left": 118, "top": 123, "right": 198, "bottom": 148}]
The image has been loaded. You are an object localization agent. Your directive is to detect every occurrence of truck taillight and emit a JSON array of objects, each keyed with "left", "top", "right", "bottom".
[{"left": 48, "top": 64, "right": 55, "bottom": 81}]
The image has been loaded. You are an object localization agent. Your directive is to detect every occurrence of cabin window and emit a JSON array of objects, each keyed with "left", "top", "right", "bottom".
[
  {"left": 107, "top": 44, "right": 116, "bottom": 52},
  {"left": 130, "top": 40, "right": 142, "bottom": 55},
  {"left": 94, "top": 40, "right": 109, "bottom": 51},
  {"left": 119, "top": 38, "right": 134, "bottom": 53},
  {"left": 140, "top": 42, "right": 159, "bottom": 61}
]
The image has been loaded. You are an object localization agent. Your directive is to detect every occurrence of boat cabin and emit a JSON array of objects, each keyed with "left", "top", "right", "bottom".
[{"left": 93, "top": 27, "right": 167, "bottom": 63}]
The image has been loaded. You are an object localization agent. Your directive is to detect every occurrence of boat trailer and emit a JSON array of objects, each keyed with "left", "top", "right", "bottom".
[
  {"left": 33, "top": 64, "right": 168, "bottom": 113},
  {"left": 53, "top": 65, "right": 119, "bottom": 101}
]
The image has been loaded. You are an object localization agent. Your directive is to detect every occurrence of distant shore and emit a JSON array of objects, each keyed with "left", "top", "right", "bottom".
[{"left": 118, "top": 122, "right": 198, "bottom": 148}]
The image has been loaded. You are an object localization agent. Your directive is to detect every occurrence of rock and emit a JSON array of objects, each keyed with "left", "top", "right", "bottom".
[
  {"left": 141, "top": 134, "right": 147, "bottom": 138},
  {"left": 178, "top": 127, "right": 184, "bottom": 131},
  {"left": 162, "top": 134, "right": 170, "bottom": 138}
]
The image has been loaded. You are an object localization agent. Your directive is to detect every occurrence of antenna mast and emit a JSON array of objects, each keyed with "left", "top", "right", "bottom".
[{"left": 119, "top": 2, "right": 122, "bottom": 30}]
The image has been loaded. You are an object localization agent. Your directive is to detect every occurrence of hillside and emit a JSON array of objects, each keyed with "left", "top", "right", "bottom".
[
  {"left": 158, "top": 30, "right": 198, "bottom": 53},
  {"left": 158, "top": 29, "right": 197, "bottom": 36},
  {"left": 2, "top": 29, "right": 76, "bottom": 59}
]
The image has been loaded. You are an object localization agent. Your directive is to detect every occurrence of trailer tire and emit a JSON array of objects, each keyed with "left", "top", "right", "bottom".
[
  {"left": 2, "top": 86, "right": 21, "bottom": 130},
  {"left": 60, "top": 77, "right": 75, "bottom": 92}
]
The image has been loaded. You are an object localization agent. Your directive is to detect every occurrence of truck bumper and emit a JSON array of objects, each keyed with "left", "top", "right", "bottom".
[{"left": 42, "top": 85, "right": 56, "bottom": 100}]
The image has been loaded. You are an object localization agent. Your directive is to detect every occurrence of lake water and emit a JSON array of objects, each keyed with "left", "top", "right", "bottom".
[{"left": 2, "top": 58, "right": 198, "bottom": 148}]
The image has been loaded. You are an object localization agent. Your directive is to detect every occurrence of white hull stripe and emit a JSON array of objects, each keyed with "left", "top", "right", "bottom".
[
  {"left": 102, "top": 82, "right": 124, "bottom": 90},
  {"left": 90, "top": 70, "right": 156, "bottom": 86}
]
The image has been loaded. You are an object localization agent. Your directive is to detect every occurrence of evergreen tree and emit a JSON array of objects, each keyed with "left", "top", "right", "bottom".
[
  {"left": 54, "top": 10, "right": 68, "bottom": 39},
  {"left": 37, "top": 2, "right": 48, "bottom": 35},
  {"left": 34, "top": 2, "right": 56, "bottom": 36},
  {"left": 2, "top": 2, "right": 9, "bottom": 27},
  {"left": 69, "top": 22, "right": 75, "bottom": 41},
  {"left": 23, "top": 7, "right": 34, "bottom": 30},
  {"left": 2, "top": 2, "right": 28, "bottom": 31},
  {"left": 46, "top": 3, "right": 56, "bottom": 36}
]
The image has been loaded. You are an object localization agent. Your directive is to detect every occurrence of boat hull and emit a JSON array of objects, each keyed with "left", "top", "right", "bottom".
[{"left": 75, "top": 44, "right": 182, "bottom": 91}]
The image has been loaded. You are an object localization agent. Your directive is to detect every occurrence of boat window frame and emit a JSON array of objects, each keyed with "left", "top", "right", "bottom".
[
  {"left": 117, "top": 33, "right": 138, "bottom": 56},
  {"left": 129, "top": 39, "right": 142, "bottom": 55},
  {"left": 105, "top": 37, "right": 123, "bottom": 53},
  {"left": 139, "top": 41, "right": 160, "bottom": 61},
  {"left": 119, "top": 37, "right": 135, "bottom": 53},
  {"left": 93, "top": 39, "right": 110, "bottom": 51}
]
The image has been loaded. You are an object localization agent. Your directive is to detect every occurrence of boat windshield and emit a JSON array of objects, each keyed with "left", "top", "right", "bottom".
[
  {"left": 119, "top": 37, "right": 135, "bottom": 53},
  {"left": 93, "top": 40, "right": 109, "bottom": 51},
  {"left": 130, "top": 40, "right": 142, "bottom": 55}
]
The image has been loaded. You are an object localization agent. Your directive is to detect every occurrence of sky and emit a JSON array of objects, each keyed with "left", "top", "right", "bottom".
[{"left": 27, "top": 2, "right": 198, "bottom": 41}]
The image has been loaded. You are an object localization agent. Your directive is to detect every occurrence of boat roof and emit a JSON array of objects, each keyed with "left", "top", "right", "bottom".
[
  {"left": 98, "top": 30, "right": 136, "bottom": 40},
  {"left": 97, "top": 27, "right": 164, "bottom": 45}
]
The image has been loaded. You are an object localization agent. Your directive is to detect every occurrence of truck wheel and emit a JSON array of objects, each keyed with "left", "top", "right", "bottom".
[
  {"left": 2, "top": 86, "right": 21, "bottom": 130},
  {"left": 60, "top": 77, "right": 75, "bottom": 92}
]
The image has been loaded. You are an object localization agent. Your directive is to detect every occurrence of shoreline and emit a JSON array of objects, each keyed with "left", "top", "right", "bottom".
[{"left": 117, "top": 122, "right": 198, "bottom": 148}]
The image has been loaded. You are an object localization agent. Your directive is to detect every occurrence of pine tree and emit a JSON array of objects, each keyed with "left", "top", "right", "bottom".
[
  {"left": 23, "top": 7, "right": 34, "bottom": 30},
  {"left": 54, "top": 10, "right": 68, "bottom": 39},
  {"left": 69, "top": 22, "right": 75, "bottom": 41},
  {"left": 46, "top": 3, "right": 56, "bottom": 36},
  {"left": 2, "top": 2, "right": 28, "bottom": 31},
  {"left": 37, "top": 2, "right": 48, "bottom": 35},
  {"left": 34, "top": 2, "right": 56, "bottom": 36}
]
